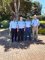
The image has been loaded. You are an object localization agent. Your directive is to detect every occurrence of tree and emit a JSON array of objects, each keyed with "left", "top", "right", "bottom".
[
  {"left": 31, "top": 1, "right": 42, "bottom": 15},
  {"left": 0, "top": 0, "right": 42, "bottom": 20},
  {"left": 13, "top": 0, "right": 20, "bottom": 19},
  {"left": 10, "top": 0, "right": 32, "bottom": 17}
]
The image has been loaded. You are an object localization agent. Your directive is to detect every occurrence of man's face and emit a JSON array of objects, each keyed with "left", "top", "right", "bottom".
[
  {"left": 13, "top": 17, "right": 16, "bottom": 20},
  {"left": 33, "top": 15, "right": 37, "bottom": 19},
  {"left": 20, "top": 17, "right": 23, "bottom": 21}
]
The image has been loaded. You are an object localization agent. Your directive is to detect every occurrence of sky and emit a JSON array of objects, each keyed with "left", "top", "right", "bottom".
[{"left": 32, "top": 0, "right": 45, "bottom": 15}]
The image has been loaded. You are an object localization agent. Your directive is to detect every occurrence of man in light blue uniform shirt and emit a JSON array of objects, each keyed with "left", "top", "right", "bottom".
[
  {"left": 9, "top": 16, "right": 18, "bottom": 42},
  {"left": 25, "top": 17, "right": 32, "bottom": 40},
  {"left": 32, "top": 15, "right": 40, "bottom": 40},
  {"left": 17, "top": 16, "right": 25, "bottom": 41}
]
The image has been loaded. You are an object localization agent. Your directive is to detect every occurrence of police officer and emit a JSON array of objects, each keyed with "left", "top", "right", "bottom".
[
  {"left": 32, "top": 15, "right": 40, "bottom": 40},
  {"left": 9, "top": 16, "right": 18, "bottom": 42},
  {"left": 17, "top": 16, "right": 25, "bottom": 41},
  {"left": 25, "top": 16, "right": 32, "bottom": 40}
]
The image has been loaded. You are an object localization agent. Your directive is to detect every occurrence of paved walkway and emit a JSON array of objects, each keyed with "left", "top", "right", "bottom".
[{"left": 0, "top": 29, "right": 45, "bottom": 60}]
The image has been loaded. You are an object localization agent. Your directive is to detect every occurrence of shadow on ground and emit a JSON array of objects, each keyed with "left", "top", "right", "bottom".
[{"left": 0, "top": 29, "right": 45, "bottom": 52}]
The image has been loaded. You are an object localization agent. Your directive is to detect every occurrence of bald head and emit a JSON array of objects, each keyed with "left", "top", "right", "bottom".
[{"left": 33, "top": 15, "right": 37, "bottom": 19}]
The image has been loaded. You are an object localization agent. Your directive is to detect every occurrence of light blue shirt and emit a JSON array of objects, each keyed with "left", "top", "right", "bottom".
[
  {"left": 9, "top": 20, "right": 18, "bottom": 30},
  {"left": 25, "top": 20, "right": 31, "bottom": 28},
  {"left": 18, "top": 21, "right": 25, "bottom": 29},
  {"left": 32, "top": 19, "right": 40, "bottom": 27}
]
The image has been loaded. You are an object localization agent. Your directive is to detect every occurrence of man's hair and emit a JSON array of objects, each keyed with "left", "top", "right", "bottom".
[{"left": 19, "top": 15, "right": 23, "bottom": 17}]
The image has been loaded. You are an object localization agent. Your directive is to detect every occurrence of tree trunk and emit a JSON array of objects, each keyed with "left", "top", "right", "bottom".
[{"left": 14, "top": 0, "right": 20, "bottom": 19}]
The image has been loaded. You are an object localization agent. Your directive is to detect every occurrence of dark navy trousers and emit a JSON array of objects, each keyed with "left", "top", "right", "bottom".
[{"left": 25, "top": 27, "right": 32, "bottom": 40}]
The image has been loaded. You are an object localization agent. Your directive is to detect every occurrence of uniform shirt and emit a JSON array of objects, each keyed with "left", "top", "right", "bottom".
[
  {"left": 25, "top": 20, "right": 31, "bottom": 28},
  {"left": 18, "top": 21, "right": 25, "bottom": 29},
  {"left": 32, "top": 19, "right": 40, "bottom": 27},
  {"left": 9, "top": 20, "right": 18, "bottom": 30}
]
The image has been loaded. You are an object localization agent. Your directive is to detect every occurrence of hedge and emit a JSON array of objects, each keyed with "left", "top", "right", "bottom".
[{"left": 1, "top": 20, "right": 9, "bottom": 28}]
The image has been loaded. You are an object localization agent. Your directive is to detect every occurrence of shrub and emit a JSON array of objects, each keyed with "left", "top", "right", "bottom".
[
  {"left": 40, "top": 21, "right": 45, "bottom": 24},
  {"left": 38, "top": 28, "right": 45, "bottom": 35},
  {"left": 1, "top": 20, "right": 9, "bottom": 28}
]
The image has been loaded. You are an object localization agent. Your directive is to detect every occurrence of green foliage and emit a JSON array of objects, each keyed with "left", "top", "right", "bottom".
[
  {"left": 39, "top": 28, "right": 45, "bottom": 35},
  {"left": 31, "top": 1, "right": 42, "bottom": 15},
  {"left": 38, "top": 21, "right": 45, "bottom": 35},
  {"left": 20, "top": 1, "right": 32, "bottom": 15},
  {"left": 0, "top": 0, "right": 42, "bottom": 17},
  {"left": 1, "top": 20, "right": 9, "bottom": 28},
  {"left": 40, "top": 21, "right": 45, "bottom": 24}
]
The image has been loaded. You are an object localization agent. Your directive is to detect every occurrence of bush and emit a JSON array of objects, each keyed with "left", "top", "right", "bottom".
[
  {"left": 39, "top": 21, "right": 45, "bottom": 35},
  {"left": 40, "top": 21, "right": 45, "bottom": 24},
  {"left": 38, "top": 28, "right": 45, "bottom": 35},
  {"left": 1, "top": 20, "right": 9, "bottom": 28}
]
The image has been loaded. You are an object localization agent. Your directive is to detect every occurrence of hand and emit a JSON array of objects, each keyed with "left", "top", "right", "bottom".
[
  {"left": 24, "top": 29, "right": 25, "bottom": 31},
  {"left": 17, "top": 29, "right": 19, "bottom": 32}
]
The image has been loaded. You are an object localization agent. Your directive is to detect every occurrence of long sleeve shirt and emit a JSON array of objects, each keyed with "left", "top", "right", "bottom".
[
  {"left": 32, "top": 19, "right": 40, "bottom": 27},
  {"left": 9, "top": 20, "right": 18, "bottom": 30},
  {"left": 25, "top": 20, "right": 32, "bottom": 28},
  {"left": 18, "top": 21, "right": 25, "bottom": 29}
]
